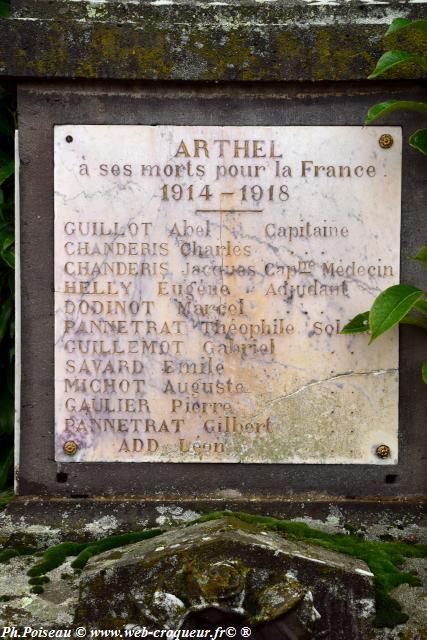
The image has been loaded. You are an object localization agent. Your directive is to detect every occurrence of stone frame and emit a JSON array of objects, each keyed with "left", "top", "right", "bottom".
[{"left": 16, "top": 80, "right": 427, "bottom": 497}]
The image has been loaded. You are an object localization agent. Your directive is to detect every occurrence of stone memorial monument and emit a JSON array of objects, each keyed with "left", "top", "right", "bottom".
[{"left": 0, "top": 0, "right": 426, "bottom": 634}]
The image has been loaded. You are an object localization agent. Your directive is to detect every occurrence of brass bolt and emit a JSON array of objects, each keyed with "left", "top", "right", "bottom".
[
  {"left": 376, "top": 444, "right": 391, "bottom": 459},
  {"left": 379, "top": 134, "right": 393, "bottom": 149},
  {"left": 63, "top": 440, "right": 78, "bottom": 456}
]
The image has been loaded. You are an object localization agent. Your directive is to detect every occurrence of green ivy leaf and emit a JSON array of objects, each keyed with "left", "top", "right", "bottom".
[
  {"left": 0, "top": 189, "right": 10, "bottom": 223},
  {"left": 0, "top": 297, "right": 12, "bottom": 343},
  {"left": 1, "top": 200, "right": 14, "bottom": 226},
  {"left": 385, "top": 18, "right": 427, "bottom": 38},
  {"left": 409, "top": 129, "right": 427, "bottom": 156},
  {"left": 0, "top": 150, "right": 12, "bottom": 163},
  {"left": 422, "top": 361, "right": 427, "bottom": 385},
  {"left": 7, "top": 271, "right": 14, "bottom": 297},
  {"left": 0, "top": 0, "right": 10, "bottom": 18},
  {"left": 410, "top": 246, "right": 427, "bottom": 268},
  {"left": 401, "top": 313, "right": 427, "bottom": 332},
  {"left": 0, "top": 388, "right": 13, "bottom": 437},
  {"left": 0, "top": 223, "right": 15, "bottom": 268},
  {"left": 0, "top": 84, "right": 14, "bottom": 492},
  {"left": 0, "top": 111, "right": 14, "bottom": 139},
  {"left": 341, "top": 311, "right": 370, "bottom": 334},
  {"left": 368, "top": 50, "right": 427, "bottom": 79},
  {"left": 0, "top": 450, "right": 13, "bottom": 492},
  {"left": 369, "top": 284, "right": 425, "bottom": 343},
  {"left": 365, "top": 100, "right": 427, "bottom": 125},
  {"left": 414, "top": 300, "right": 427, "bottom": 318},
  {"left": 0, "top": 158, "right": 14, "bottom": 186},
  {"left": 6, "top": 360, "right": 13, "bottom": 395},
  {"left": 0, "top": 233, "right": 14, "bottom": 253},
  {"left": 1, "top": 249, "right": 14, "bottom": 269}
]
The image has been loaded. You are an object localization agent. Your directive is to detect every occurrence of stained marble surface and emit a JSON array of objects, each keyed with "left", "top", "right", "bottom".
[{"left": 54, "top": 125, "right": 401, "bottom": 463}]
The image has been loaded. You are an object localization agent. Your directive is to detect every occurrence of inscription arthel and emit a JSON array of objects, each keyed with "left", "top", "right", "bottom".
[{"left": 54, "top": 125, "right": 401, "bottom": 464}]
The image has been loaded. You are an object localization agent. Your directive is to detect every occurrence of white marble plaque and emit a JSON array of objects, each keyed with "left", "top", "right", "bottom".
[{"left": 54, "top": 125, "right": 401, "bottom": 463}]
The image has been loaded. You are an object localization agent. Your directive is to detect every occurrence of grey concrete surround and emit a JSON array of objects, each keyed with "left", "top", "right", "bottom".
[{"left": 16, "top": 81, "right": 427, "bottom": 498}]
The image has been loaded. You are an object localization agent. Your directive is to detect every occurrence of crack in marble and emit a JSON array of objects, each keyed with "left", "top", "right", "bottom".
[{"left": 255, "top": 367, "right": 398, "bottom": 411}]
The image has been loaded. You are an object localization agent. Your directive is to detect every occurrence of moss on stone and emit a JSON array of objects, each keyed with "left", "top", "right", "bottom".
[
  {"left": 0, "top": 543, "right": 37, "bottom": 564},
  {"left": 0, "top": 548, "right": 19, "bottom": 563},
  {"left": 26, "top": 542, "right": 87, "bottom": 577},
  {"left": 0, "top": 489, "right": 14, "bottom": 511},
  {"left": 1, "top": 12, "right": 425, "bottom": 81},
  {"left": 28, "top": 575, "right": 50, "bottom": 585},
  {"left": 27, "top": 528, "right": 164, "bottom": 578},
  {"left": 343, "top": 522, "right": 364, "bottom": 537},
  {"left": 191, "top": 511, "right": 427, "bottom": 628},
  {"left": 60, "top": 572, "right": 72, "bottom": 580},
  {"left": 71, "top": 529, "right": 163, "bottom": 570},
  {"left": 30, "top": 585, "right": 44, "bottom": 595},
  {"left": 12, "top": 511, "right": 426, "bottom": 629}
]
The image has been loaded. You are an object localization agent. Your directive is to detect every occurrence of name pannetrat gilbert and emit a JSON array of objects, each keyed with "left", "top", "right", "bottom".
[{"left": 56, "top": 130, "right": 398, "bottom": 461}]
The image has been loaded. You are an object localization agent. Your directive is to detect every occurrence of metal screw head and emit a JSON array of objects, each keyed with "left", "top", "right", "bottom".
[
  {"left": 379, "top": 134, "right": 393, "bottom": 149},
  {"left": 376, "top": 444, "right": 391, "bottom": 459},
  {"left": 63, "top": 440, "right": 78, "bottom": 456}
]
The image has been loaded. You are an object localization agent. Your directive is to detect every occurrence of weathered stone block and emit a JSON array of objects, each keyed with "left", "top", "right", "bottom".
[
  {"left": 1, "top": 1, "right": 425, "bottom": 81},
  {"left": 76, "top": 517, "right": 375, "bottom": 638}
]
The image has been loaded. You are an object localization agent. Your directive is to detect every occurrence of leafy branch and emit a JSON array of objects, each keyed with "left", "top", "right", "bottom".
[
  {"left": 365, "top": 18, "right": 427, "bottom": 155},
  {"left": 0, "top": 86, "right": 15, "bottom": 489},
  {"left": 342, "top": 249, "right": 427, "bottom": 384},
  {"left": 342, "top": 19, "right": 427, "bottom": 384}
]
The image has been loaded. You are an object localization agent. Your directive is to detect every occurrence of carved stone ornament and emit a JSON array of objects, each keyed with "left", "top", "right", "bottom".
[{"left": 76, "top": 517, "right": 374, "bottom": 639}]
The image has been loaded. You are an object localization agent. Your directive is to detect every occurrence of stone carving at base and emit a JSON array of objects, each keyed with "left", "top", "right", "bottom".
[{"left": 76, "top": 518, "right": 374, "bottom": 639}]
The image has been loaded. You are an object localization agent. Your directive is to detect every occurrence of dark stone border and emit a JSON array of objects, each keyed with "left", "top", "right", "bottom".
[
  {"left": 17, "top": 81, "right": 427, "bottom": 498},
  {"left": 1, "top": 1, "right": 426, "bottom": 81}
]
